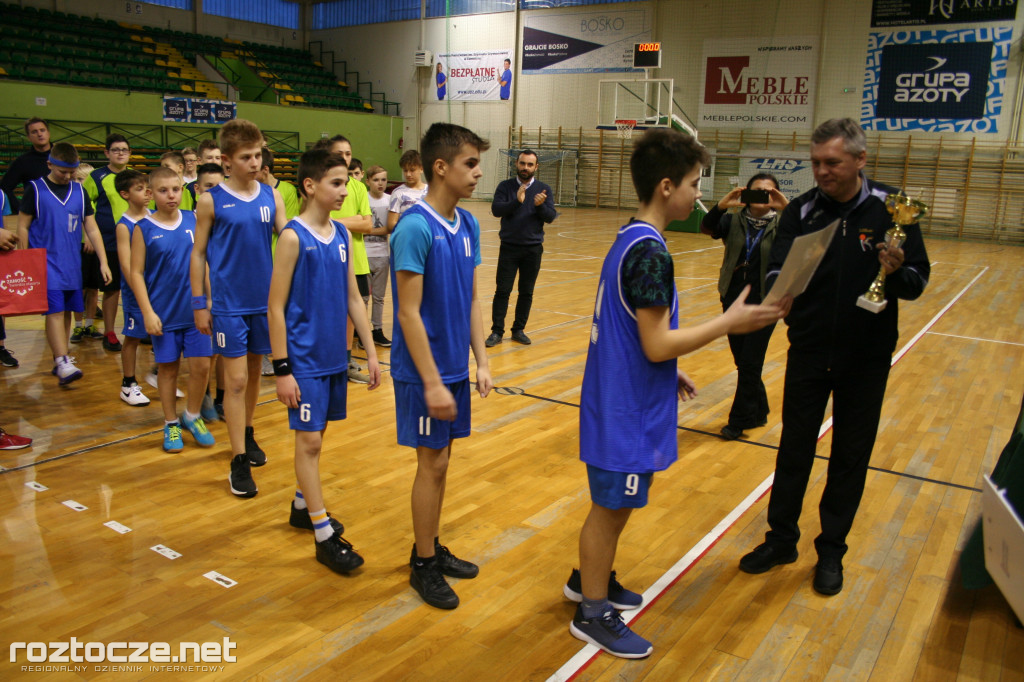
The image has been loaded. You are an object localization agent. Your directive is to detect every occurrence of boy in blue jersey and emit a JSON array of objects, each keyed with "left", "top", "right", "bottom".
[
  {"left": 113, "top": 169, "right": 152, "bottom": 407},
  {"left": 566, "top": 129, "right": 788, "bottom": 658},
  {"left": 17, "top": 142, "right": 111, "bottom": 386},
  {"left": 391, "top": 123, "right": 492, "bottom": 609},
  {"left": 131, "top": 168, "right": 215, "bottom": 453},
  {"left": 268, "top": 148, "right": 381, "bottom": 574},
  {"left": 82, "top": 133, "right": 132, "bottom": 351},
  {"left": 191, "top": 119, "right": 287, "bottom": 498}
]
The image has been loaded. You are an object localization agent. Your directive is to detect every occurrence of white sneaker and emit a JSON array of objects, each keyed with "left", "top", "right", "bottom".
[
  {"left": 55, "top": 356, "right": 83, "bottom": 386},
  {"left": 120, "top": 383, "right": 151, "bottom": 406},
  {"left": 145, "top": 370, "right": 184, "bottom": 398}
]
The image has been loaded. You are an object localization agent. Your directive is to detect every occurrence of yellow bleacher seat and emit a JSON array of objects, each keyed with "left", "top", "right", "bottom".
[
  {"left": 363, "top": 102, "right": 373, "bottom": 111},
  {"left": 337, "top": 80, "right": 347, "bottom": 88}
]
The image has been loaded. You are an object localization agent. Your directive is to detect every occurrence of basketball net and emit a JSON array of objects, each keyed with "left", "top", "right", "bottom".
[{"left": 615, "top": 119, "right": 636, "bottom": 140}]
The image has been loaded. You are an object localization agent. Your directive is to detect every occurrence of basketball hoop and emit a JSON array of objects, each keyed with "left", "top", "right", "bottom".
[{"left": 614, "top": 119, "right": 636, "bottom": 140}]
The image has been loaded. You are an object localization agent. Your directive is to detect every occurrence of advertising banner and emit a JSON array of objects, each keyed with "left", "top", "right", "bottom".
[
  {"left": 871, "top": 0, "right": 1017, "bottom": 27},
  {"left": 521, "top": 10, "right": 651, "bottom": 74},
  {"left": 162, "top": 96, "right": 236, "bottom": 125},
  {"left": 698, "top": 36, "right": 819, "bottom": 130},
  {"left": 434, "top": 50, "right": 515, "bottom": 101},
  {"left": 737, "top": 152, "right": 815, "bottom": 200},
  {"left": 862, "top": 26, "right": 1011, "bottom": 133}
]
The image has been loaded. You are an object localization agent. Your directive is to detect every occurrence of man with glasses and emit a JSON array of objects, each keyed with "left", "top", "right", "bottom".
[{"left": 81, "top": 134, "right": 133, "bottom": 351}]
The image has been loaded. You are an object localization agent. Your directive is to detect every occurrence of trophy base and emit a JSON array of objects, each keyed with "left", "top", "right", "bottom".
[{"left": 856, "top": 295, "right": 887, "bottom": 313}]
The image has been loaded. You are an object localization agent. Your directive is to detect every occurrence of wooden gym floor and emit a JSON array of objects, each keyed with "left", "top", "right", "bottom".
[{"left": 1, "top": 204, "right": 1022, "bottom": 681}]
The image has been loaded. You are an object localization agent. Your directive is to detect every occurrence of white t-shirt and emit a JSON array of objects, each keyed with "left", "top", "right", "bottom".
[
  {"left": 366, "top": 192, "right": 390, "bottom": 258},
  {"left": 389, "top": 184, "right": 428, "bottom": 217}
]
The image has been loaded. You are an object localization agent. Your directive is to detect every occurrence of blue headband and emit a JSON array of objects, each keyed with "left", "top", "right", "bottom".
[{"left": 48, "top": 155, "right": 79, "bottom": 169}]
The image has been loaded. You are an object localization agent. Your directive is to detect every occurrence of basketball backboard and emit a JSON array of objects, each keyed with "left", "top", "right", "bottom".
[{"left": 596, "top": 78, "right": 698, "bottom": 138}]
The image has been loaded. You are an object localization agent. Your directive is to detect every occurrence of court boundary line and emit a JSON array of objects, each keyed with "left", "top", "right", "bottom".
[
  {"left": 546, "top": 264, "right": 989, "bottom": 681},
  {"left": 926, "top": 331, "right": 1024, "bottom": 347}
]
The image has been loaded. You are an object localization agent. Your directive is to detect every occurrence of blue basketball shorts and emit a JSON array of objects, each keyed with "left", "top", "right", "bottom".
[
  {"left": 122, "top": 309, "right": 147, "bottom": 339},
  {"left": 586, "top": 464, "right": 654, "bottom": 510},
  {"left": 46, "top": 289, "right": 84, "bottom": 315},
  {"left": 288, "top": 371, "right": 348, "bottom": 431},
  {"left": 394, "top": 378, "right": 471, "bottom": 449},
  {"left": 212, "top": 313, "right": 271, "bottom": 357},
  {"left": 152, "top": 326, "right": 213, "bottom": 363}
]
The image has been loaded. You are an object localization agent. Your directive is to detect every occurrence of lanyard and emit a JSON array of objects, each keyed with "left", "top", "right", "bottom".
[{"left": 744, "top": 224, "right": 765, "bottom": 264}]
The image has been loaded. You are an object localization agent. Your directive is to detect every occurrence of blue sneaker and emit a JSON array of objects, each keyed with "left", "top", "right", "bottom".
[
  {"left": 180, "top": 412, "right": 215, "bottom": 447},
  {"left": 564, "top": 568, "right": 643, "bottom": 611},
  {"left": 200, "top": 393, "right": 220, "bottom": 422},
  {"left": 163, "top": 423, "right": 184, "bottom": 453},
  {"left": 569, "top": 604, "right": 652, "bottom": 659}
]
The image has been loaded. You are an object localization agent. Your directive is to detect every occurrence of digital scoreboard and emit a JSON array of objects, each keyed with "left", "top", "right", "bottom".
[{"left": 633, "top": 42, "right": 662, "bottom": 69}]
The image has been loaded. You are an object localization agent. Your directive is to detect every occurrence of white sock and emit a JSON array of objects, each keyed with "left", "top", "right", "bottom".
[
  {"left": 84, "top": 317, "right": 93, "bottom": 327},
  {"left": 183, "top": 410, "right": 199, "bottom": 422},
  {"left": 309, "top": 508, "right": 334, "bottom": 543},
  {"left": 294, "top": 489, "right": 307, "bottom": 510}
]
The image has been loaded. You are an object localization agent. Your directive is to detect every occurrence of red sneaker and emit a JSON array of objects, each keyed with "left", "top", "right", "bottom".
[{"left": 0, "top": 428, "right": 32, "bottom": 450}]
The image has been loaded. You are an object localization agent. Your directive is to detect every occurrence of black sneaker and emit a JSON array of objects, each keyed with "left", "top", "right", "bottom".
[
  {"left": 410, "top": 560, "right": 459, "bottom": 609},
  {"left": 229, "top": 454, "right": 258, "bottom": 498},
  {"left": 244, "top": 426, "right": 267, "bottom": 467},
  {"left": 0, "top": 347, "right": 18, "bottom": 368},
  {"left": 315, "top": 532, "right": 364, "bottom": 574},
  {"left": 720, "top": 424, "right": 745, "bottom": 441},
  {"left": 102, "top": 332, "right": 122, "bottom": 352},
  {"left": 289, "top": 501, "right": 344, "bottom": 534},
  {"left": 435, "top": 542, "right": 479, "bottom": 579},
  {"left": 738, "top": 542, "right": 798, "bottom": 574},
  {"left": 372, "top": 328, "right": 391, "bottom": 347},
  {"left": 563, "top": 568, "right": 643, "bottom": 610},
  {"left": 510, "top": 330, "right": 532, "bottom": 345},
  {"left": 484, "top": 332, "right": 502, "bottom": 347},
  {"left": 813, "top": 557, "right": 843, "bottom": 595}
]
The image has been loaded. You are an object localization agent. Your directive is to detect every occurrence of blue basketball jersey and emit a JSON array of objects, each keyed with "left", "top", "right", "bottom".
[
  {"left": 389, "top": 202, "right": 481, "bottom": 384},
  {"left": 283, "top": 218, "right": 350, "bottom": 378},
  {"left": 206, "top": 183, "right": 276, "bottom": 315},
  {"left": 118, "top": 214, "right": 141, "bottom": 314},
  {"left": 137, "top": 210, "right": 197, "bottom": 332},
  {"left": 27, "top": 178, "right": 87, "bottom": 291},
  {"left": 580, "top": 222, "right": 680, "bottom": 473}
]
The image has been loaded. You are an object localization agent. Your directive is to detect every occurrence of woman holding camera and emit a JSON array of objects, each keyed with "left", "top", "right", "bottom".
[{"left": 700, "top": 173, "right": 789, "bottom": 441}]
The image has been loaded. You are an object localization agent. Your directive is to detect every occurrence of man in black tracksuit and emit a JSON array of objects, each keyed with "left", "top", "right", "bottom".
[
  {"left": 486, "top": 149, "right": 557, "bottom": 347},
  {"left": 738, "top": 118, "right": 930, "bottom": 595}
]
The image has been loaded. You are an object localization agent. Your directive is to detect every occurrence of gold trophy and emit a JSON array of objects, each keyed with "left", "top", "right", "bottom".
[{"left": 856, "top": 191, "right": 928, "bottom": 313}]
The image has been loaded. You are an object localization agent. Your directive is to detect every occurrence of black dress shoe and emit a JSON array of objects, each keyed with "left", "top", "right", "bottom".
[
  {"left": 485, "top": 332, "right": 502, "bottom": 347},
  {"left": 739, "top": 542, "right": 799, "bottom": 574},
  {"left": 813, "top": 558, "right": 843, "bottom": 595},
  {"left": 511, "top": 330, "right": 531, "bottom": 345},
  {"left": 720, "top": 424, "right": 745, "bottom": 440}
]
